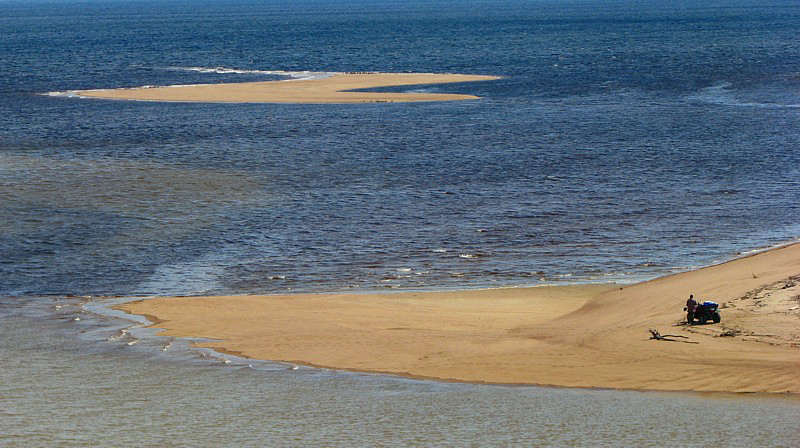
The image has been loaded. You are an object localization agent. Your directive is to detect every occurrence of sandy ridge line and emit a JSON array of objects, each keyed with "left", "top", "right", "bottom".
[{"left": 68, "top": 72, "right": 500, "bottom": 103}]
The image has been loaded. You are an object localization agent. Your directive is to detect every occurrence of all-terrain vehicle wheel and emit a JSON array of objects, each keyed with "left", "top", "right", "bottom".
[
  {"left": 712, "top": 311, "right": 721, "bottom": 323},
  {"left": 698, "top": 315, "right": 708, "bottom": 325}
]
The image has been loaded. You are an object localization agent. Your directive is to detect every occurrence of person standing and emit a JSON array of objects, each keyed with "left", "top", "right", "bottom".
[{"left": 686, "top": 294, "right": 697, "bottom": 325}]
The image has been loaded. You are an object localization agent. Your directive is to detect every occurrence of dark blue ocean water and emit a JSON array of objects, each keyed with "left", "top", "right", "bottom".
[{"left": 2, "top": 0, "right": 799, "bottom": 298}]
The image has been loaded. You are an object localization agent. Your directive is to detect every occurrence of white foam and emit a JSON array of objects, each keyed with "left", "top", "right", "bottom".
[
  {"left": 166, "top": 66, "right": 335, "bottom": 81},
  {"left": 459, "top": 254, "right": 484, "bottom": 259},
  {"left": 688, "top": 82, "right": 800, "bottom": 108},
  {"left": 45, "top": 91, "right": 82, "bottom": 98},
  {"left": 44, "top": 67, "right": 337, "bottom": 99}
]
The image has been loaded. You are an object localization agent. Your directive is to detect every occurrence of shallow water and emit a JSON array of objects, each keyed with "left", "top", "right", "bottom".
[
  {"left": 2, "top": 300, "right": 798, "bottom": 447},
  {"left": 2, "top": 0, "right": 800, "bottom": 444}
]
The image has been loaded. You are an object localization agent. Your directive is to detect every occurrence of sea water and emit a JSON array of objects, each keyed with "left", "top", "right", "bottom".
[
  {"left": 1, "top": 0, "right": 800, "bottom": 445},
  {"left": 2, "top": 297, "right": 799, "bottom": 446}
]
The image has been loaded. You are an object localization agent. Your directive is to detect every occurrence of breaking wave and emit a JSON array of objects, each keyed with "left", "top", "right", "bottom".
[
  {"left": 43, "top": 67, "right": 335, "bottom": 98},
  {"left": 688, "top": 82, "right": 800, "bottom": 108},
  {"left": 165, "top": 66, "right": 334, "bottom": 81}
]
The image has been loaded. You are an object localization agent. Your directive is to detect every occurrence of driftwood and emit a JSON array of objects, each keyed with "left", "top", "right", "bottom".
[
  {"left": 649, "top": 329, "right": 699, "bottom": 344},
  {"left": 718, "top": 329, "right": 740, "bottom": 337}
]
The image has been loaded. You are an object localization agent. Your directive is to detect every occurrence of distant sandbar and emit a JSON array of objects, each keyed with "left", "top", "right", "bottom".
[{"left": 72, "top": 72, "right": 500, "bottom": 104}]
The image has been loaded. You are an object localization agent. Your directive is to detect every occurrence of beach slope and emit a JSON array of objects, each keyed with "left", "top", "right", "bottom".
[
  {"left": 119, "top": 244, "right": 800, "bottom": 393},
  {"left": 76, "top": 73, "right": 499, "bottom": 103}
]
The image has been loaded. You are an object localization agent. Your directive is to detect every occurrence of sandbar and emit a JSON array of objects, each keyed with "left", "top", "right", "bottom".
[
  {"left": 75, "top": 73, "right": 499, "bottom": 103},
  {"left": 119, "top": 243, "right": 800, "bottom": 393}
]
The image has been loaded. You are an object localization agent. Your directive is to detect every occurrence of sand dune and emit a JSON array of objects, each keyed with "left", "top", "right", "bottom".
[
  {"left": 119, "top": 243, "right": 800, "bottom": 393},
  {"left": 75, "top": 73, "right": 499, "bottom": 103}
]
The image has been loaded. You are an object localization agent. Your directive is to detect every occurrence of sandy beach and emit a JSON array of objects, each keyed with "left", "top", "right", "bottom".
[
  {"left": 119, "top": 243, "right": 800, "bottom": 393},
  {"left": 76, "top": 73, "right": 499, "bottom": 103}
]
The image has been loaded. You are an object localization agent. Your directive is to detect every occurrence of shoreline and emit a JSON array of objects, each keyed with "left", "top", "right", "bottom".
[
  {"left": 62, "top": 72, "right": 500, "bottom": 104},
  {"left": 117, "top": 243, "right": 800, "bottom": 394}
]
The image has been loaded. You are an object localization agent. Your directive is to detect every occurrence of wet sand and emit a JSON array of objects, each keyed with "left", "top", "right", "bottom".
[
  {"left": 119, "top": 243, "right": 800, "bottom": 393},
  {"left": 75, "top": 73, "right": 500, "bottom": 103}
]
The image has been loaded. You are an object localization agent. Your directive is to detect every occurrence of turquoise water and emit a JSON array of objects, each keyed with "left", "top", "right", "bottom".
[{"left": 1, "top": 0, "right": 800, "bottom": 444}]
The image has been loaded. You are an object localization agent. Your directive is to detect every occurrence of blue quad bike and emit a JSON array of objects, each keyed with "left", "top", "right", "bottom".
[{"left": 686, "top": 301, "right": 721, "bottom": 324}]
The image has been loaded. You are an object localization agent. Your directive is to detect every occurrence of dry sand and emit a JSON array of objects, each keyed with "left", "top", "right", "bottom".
[
  {"left": 119, "top": 243, "right": 800, "bottom": 393},
  {"left": 76, "top": 73, "right": 499, "bottom": 103}
]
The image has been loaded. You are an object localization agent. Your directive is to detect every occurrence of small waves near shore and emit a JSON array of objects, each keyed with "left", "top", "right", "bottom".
[
  {"left": 2, "top": 294, "right": 799, "bottom": 446},
  {"left": 2, "top": 0, "right": 800, "bottom": 444}
]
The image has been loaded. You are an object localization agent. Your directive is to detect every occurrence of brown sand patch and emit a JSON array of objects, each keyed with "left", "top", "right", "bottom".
[
  {"left": 688, "top": 275, "right": 800, "bottom": 347},
  {"left": 75, "top": 73, "right": 499, "bottom": 103},
  {"left": 118, "top": 244, "right": 800, "bottom": 393}
]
